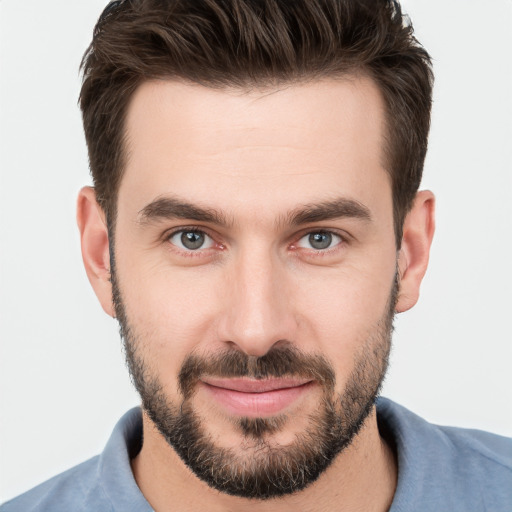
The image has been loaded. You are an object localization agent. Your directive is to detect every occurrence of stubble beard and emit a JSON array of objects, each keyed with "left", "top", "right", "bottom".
[{"left": 111, "top": 263, "right": 397, "bottom": 500}]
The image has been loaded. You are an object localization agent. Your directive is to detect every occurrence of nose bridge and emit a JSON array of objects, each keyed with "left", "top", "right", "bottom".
[{"left": 221, "top": 242, "right": 294, "bottom": 356}]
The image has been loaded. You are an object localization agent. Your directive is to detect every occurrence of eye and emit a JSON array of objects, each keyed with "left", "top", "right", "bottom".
[
  {"left": 168, "top": 229, "right": 215, "bottom": 251},
  {"left": 296, "top": 231, "right": 343, "bottom": 251}
]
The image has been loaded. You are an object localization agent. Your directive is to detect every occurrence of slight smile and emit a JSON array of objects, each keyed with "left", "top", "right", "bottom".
[{"left": 199, "top": 377, "right": 315, "bottom": 417}]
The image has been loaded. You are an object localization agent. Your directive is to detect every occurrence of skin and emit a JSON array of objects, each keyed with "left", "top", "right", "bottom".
[{"left": 77, "top": 76, "right": 435, "bottom": 511}]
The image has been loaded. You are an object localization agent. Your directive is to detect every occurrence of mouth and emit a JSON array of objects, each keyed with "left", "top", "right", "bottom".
[{"left": 199, "top": 377, "right": 315, "bottom": 417}]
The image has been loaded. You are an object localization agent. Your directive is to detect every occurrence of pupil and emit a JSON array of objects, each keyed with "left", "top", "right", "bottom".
[
  {"left": 309, "top": 232, "right": 332, "bottom": 250},
  {"left": 181, "top": 231, "right": 204, "bottom": 250}
]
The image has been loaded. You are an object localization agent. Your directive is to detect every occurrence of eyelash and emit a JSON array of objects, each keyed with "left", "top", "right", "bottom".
[{"left": 164, "top": 227, "right": 348, "bottom": 258}]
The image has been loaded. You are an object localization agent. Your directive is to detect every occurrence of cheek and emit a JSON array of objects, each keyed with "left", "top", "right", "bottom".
[
  {"left": 116, "top": 254, "right": 226, "bottom": 390},
  {"left": 291, "top": 264, "right": 395, "bottom": 379}
]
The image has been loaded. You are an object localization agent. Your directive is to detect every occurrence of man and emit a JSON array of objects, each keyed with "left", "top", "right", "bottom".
[{"left": 1, "top": 0, "right": 511, "bottom": 510}]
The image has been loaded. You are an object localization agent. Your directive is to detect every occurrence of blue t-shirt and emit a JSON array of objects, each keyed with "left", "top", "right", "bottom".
[{"left": 2, "top": 398, "right": 511, "bottom": 511}]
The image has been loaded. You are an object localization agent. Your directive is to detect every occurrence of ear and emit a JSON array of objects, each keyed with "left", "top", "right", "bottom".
[
  {"left": 396, "top": 190, "right": 435, "bottom": 313},
  {"left": 76, "top": 186, "right": 115, "bottom": 317}
]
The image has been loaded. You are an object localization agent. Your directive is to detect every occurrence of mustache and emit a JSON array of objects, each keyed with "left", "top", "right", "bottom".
[{"left": 178, "top": 346, "right": 335, "bottom": 398}]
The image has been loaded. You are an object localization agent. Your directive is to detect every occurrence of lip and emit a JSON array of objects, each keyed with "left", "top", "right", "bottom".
[{"left": 200, "top": 377, "right": 314, "bottom": 417}]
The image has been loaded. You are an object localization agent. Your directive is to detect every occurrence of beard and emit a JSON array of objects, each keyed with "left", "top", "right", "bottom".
[{"left": 111, "top": 262, "right": 397, "bottom": 500}]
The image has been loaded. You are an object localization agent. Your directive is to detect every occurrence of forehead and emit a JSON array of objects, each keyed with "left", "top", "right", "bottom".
[{"left": 120, "top": 77, "right": 391, "bottom": 224}]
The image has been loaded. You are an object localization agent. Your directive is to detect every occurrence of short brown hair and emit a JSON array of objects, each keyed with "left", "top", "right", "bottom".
[{"left": 80, "top": 0, "right": 433, "bottom": 243}]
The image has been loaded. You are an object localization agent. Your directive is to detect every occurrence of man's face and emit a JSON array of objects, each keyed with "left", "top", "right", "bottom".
[{"left": 112, "top": 77, "right": 398, "bottom": 498}]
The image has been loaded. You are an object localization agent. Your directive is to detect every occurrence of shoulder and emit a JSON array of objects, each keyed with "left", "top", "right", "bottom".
[
  {"left": 433, "top": 423, "right": 512, "bottom": 507},
  {"left": 0, "top": 456, "right": 111, "bottom": 512},
  {"left": 440, "top": 423, "right": 512, "bottom": 470},
  {"left": 377, "top": 398, "right": 512, "bottom": 512},
  {"left": 1, "top": 408, "right": 147, "bottom": 512}
]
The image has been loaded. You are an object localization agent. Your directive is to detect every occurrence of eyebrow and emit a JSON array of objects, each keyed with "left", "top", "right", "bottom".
[
  {"left": 137, "top": 196, "right": 231, "bottom": 227},
  {"left": 287, "top": 198, "right": 372, "bottom": 226},
  {"left": 137, "top": 195, "right": 372, "bottom": 228}
]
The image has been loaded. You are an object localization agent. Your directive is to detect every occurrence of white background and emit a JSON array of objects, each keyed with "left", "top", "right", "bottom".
[{"left": 1, "top": 0, "right": 511, "bottom": 504}]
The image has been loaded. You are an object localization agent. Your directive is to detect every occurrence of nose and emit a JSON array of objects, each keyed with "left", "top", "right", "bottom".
[{"left": 217, "top": 246, "right": 298, "bottom": 357}]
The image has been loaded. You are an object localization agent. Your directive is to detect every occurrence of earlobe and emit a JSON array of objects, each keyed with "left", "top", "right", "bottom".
[
  {"left": 76, "top": 186, "right": 115, "bottom": 317},
  {"left": 396, "top": 190, "right": 435, "bottom": 313}
]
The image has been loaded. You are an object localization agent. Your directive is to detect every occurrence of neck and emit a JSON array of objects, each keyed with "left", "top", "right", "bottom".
[{"left": 131, "top": 406, "right": 397, "bottom": 512}]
